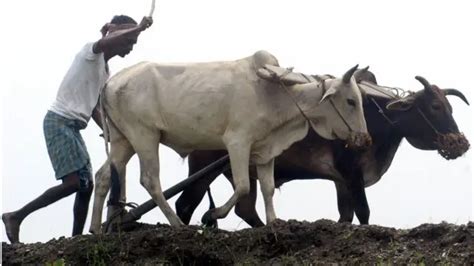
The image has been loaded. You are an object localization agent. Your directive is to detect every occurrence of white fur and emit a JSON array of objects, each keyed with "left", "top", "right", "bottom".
[{"left": 89, "top": 51, "right": 368, "bottom": 233}]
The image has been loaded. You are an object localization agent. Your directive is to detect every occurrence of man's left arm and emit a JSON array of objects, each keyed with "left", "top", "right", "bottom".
[{"left": 91, "top": 103, "right": 103, "bottom": 130}]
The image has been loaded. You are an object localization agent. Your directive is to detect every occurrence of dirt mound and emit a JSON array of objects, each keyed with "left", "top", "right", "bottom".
[{"left": 2, "top": 219, "right": 473, "bottom": 265}]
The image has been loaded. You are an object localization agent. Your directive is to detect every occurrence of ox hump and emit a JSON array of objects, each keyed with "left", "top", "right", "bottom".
[{"left": 252, "top": 50, "right": 279, "bottom": 69}]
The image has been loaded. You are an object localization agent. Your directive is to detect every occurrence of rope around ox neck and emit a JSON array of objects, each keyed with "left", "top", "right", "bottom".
[{"left": 276, "top": 74, "right": 354, "bottom": 133}]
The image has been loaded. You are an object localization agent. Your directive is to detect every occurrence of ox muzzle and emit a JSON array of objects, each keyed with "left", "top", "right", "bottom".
[
  {"left": 345, "top": 132, "right": 372, "bottom": 150},
  {"left": 436, "top": 132, "right": 470, "bottom": 160}
]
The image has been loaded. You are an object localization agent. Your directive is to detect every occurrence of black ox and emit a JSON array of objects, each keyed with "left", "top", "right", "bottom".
[{"left": 175, "top": 69, "right": 470, "bottom": 226}]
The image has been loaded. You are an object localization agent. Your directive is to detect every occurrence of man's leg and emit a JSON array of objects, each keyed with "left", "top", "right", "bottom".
[
  {"left": 72, "top": 184, "right": 93, "bottom": 236},
  {"left": 2, "top": 173, "right": 81, "bottom": 243}
]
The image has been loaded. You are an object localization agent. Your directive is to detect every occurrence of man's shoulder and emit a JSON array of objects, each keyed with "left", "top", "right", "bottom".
[{"left": 79, "top": 42, "right": 101, "bottom": 61}]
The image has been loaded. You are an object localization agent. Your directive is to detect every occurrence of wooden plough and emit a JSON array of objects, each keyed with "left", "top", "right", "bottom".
[{"left": 103, "top": 155, "right": 230, "bottom": 232}]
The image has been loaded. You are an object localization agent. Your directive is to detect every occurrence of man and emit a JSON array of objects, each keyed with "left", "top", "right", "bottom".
[{"left": 2, "top": 15, "right": 153, "bottom": 243}]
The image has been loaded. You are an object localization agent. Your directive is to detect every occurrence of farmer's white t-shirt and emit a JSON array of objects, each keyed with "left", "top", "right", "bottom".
[{"left": 50, "top": 42, "right": 109, "bottom": 124}]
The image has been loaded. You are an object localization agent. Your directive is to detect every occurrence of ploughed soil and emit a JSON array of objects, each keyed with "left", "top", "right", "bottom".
[{"left": 2, "top": 219, "right": 473, "bottom": 265}]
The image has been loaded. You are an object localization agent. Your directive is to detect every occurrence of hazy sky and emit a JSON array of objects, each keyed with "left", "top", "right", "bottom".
[{"left": 1, "top": 0, "right": 473, "bottom": 244}]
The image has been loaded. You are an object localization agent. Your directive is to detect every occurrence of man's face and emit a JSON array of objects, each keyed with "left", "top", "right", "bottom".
[
  {"left": 117, "top": 34, "right": 138, "bottom": 57},
  {"left": 108, "top": 24, "right": 139, "bottom": 57}
]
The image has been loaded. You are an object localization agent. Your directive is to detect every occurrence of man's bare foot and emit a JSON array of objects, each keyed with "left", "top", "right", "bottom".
[{"left": 2, "top": 212, "right": 21, "bottom": 244}]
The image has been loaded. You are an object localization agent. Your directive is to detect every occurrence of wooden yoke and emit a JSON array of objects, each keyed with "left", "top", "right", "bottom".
[{"left": 256, "top": 64, "right": 317, "bottom": 85}]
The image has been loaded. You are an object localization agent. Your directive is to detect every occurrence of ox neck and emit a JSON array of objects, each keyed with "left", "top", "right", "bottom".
[
  {"left": 274, "top": 81, "right": 323, "bottom": 122},
  {"left": 285, "top": 81, "right": 325, "bottom": 112},
  {"left": 367, "top": 96, "right": 398, "bottom": 127},
  {"left": 359, "top": 82, "right": 402, "bottom": 129},
  {"left": 365, "top": 95, "right": 404, "bottom": 140}
]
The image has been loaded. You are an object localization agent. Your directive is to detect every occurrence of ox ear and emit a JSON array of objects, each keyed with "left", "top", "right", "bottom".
[
  {"left": 386, "top": 97, "right": 415, "bottom": 111},
  {"left": 319, "top": 86, "right": 337, "bottom": 104}
]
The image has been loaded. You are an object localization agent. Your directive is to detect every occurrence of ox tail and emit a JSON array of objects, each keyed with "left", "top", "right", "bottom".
[
  {"left": 206, "top": 187, "right": 216, "bottom": 210},
  {"left": 99, "top": 89, "right": 110, "bottom": 156}
]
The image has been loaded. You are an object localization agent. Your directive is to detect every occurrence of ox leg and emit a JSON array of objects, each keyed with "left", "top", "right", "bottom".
[
  {"left": 234, "top": 177, "right": 265, "bottom": 227},
  {"left": 176, "top": 171, "right": 220, "bottom": 225},
  {"left": 202, "top": 143, "right": 250, "bottom": 225},
  {"left": 335, "top": 181, "right": 355, "bottom": 223},
  {"left": 256, "top": 159, "right": 277, "bottom": 224},
  {"left": 176, "top": 151, "right": 223, "bottom": 225},
  {"left": 90, "top": 160, "right": 112, "bottom": 234},
  {"left": 350, "top": 172, "right": 370, "bottom": 225},
  {"left": 134, "top": 133, "right": 183, "bottom": 227},
  {"left": 106, "top": 166, "right": 126, "bottom": 222},
  {"left": 90, "top": 138, "right": 134, "bottom": 234}
]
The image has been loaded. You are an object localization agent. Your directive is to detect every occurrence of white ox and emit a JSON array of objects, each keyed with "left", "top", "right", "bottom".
[{"left": 90, "top": 50, "right": 371, "bottom": 233}]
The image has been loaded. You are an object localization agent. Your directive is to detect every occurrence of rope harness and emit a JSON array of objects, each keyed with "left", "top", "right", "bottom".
[
  {"left": 361, "top": 81, "right": 443, "bottom": 136},
  {"left": 322, "top": 79, "right": 354, "bottom": 132},
  {"left": 103, "top": 201, "right": 139, "bottom": 233},
  {"left": 99, "top": 92, "right": 110, "bottom": 156},
  {"left": 369, "top": 97, "right": 397, "bottom": 127},
  {"left": 275, "top": 69, "right": 354, "bottom": 133},
  {"left": 417, "top": 107, "right": 441, "bottom": 134}
]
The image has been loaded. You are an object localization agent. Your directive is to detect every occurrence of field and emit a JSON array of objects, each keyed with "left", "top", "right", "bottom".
[{"left": 2, "top": 219, "right": 473, "bottom": 265}]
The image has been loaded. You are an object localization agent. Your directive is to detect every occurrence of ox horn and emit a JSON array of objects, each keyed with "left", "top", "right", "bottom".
[
  {"left": 443, "top": 89, "right": 470, "bottom": 105},
  {"left": 415, "top": 75, "right": 432, "bottom": 89},
  {"left": 343, "top": 64, "right": 359, "bottom": 83}
]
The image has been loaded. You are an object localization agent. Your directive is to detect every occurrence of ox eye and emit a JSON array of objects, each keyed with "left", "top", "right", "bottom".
[
  {"left": 347, "top": 99, "right": 356, "bottom": 107},
  {"left": 431, "top": 102, "right": 442, "bottom": 111}
]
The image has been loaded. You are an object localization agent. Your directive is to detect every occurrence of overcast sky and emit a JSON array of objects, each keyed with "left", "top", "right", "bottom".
[{"left": 1, "top": 0, "right": 473, "bottom": 244}]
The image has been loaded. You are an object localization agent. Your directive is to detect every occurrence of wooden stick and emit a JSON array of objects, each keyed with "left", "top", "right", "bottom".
[
  {"left": 149, "top": 0, "right": 156, "bottom": 17},
  {"left": 119, "top": 155, "right": 230, "bottom": 224}
]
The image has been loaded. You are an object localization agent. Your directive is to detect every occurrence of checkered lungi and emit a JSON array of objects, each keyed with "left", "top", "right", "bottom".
[{"left": 43, "top": 111, "right": 92, "bottom": 190}]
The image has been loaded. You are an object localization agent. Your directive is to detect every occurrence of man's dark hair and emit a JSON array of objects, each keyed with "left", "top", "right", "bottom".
[{"left": 110, "top": 15, "right": 137, "bottom": 25}]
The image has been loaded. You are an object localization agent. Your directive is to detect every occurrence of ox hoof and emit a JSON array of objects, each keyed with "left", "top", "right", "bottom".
[
  {"left": 268, "top": 218, "right": 286, "bottom": 227},
  {"left": 337, "top": 217, "right": 354, "bottom": 224},
  {"left": 201, "top": 210, "right": 218, "bottom": 228},
  {"left": 89, "top": 227, "right": 102, "bottom": 235}
]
